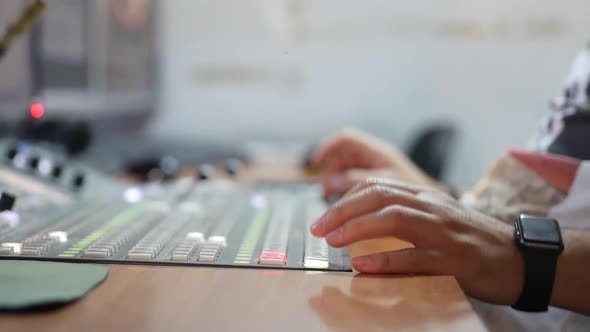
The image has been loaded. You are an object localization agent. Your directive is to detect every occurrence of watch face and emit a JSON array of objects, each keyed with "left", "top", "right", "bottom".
[{"left": 520, "top": 217, "right": 562, "bottom": 244}]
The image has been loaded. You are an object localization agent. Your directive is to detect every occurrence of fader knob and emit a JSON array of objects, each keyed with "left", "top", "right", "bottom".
[
  {"left": 224, "top": 158, "right": 242, "bottom": 177},
  {"left": 52, "top": 164, "right": 64, "bottom": 179},
  {"left": 5, "top": 146, "right": 18, "bottom": 161},
  {"left": 28, "top": 156, "right": 40, "bottom": 169},
  {"left": 197, "top": 164, "right": 214, "bottom": 181},
  {"left": 72, "top": 172, "right": 85, "bottom": 189},
  {"left": 0, "top": 192, "right": 16, "bottom": 211},
  {"left": 159, "top": 155, "right": 180, "bottom": 180}
]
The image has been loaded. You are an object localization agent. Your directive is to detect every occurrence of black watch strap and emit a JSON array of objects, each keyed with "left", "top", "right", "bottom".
[{"left": 512, "top": 249, "right": 559, "bottom": 312}]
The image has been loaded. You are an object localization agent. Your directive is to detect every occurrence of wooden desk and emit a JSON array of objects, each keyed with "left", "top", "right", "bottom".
[{"left": 0, "top": 164, "right": 487, "bottom": 332}]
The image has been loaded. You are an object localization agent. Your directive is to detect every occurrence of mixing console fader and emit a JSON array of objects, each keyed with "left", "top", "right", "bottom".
[{"left": 0, "top": 140, "right": 351, "bottom": 271}]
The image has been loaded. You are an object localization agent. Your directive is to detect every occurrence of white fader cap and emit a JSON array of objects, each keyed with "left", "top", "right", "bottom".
[{"left": 48, "top": 231, "right": 68, "bottom": 243}]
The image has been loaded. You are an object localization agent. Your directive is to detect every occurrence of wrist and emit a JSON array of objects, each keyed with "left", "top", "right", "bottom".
[
  {"left": 506, "top": 231, "right": 526, "bottom": 305},
  {"left": 550, "top": 230, "right": 580, "bottom": 310},
  {"left": 492, "top": 222, "right": 525, "bottom": 305},
  {"left": 459, "top": 222, "right": 524, "bottom": 305}
]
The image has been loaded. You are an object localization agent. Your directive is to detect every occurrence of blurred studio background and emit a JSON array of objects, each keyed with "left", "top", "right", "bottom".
[{"left": 1, "top": 0, "right": 589, "bottom": 186}]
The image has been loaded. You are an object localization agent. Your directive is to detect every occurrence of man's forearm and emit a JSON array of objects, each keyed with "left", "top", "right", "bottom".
[{"left": 550, "top": 230, "right": 590, "bottom": 315}]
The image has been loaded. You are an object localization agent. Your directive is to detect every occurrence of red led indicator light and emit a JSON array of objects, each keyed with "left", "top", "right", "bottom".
[{"left": 30, "top": 103, "right": 45, "bottom": 119}]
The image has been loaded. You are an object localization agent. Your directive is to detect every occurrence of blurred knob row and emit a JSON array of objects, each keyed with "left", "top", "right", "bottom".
[
  {"left": 4, "top": 144, "right": 85, "bottom": 190},
  {"left": 197, "top": 158, "right": 243, "bottom": 181}
]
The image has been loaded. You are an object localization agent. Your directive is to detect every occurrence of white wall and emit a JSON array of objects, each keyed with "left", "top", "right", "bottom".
[{"left": 152, "top": 0, "right": 590, "bottom": 186}]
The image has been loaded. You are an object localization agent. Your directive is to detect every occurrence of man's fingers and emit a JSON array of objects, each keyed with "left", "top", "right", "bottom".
[
  {"left": 310, "top": 185, "right": 429, "bottom": 237},
  {"left": 322, "top": 174, "right": 348, "bottom": 199},
  {"left": 313, "top": 128, "right": 377, "bottom": 168},
  {"left": 343, "top": 177, "right": 429, "bottom": 199},
  {"left": 323, "top": 205, "right": 437, "bottom": 247},
  {"left": 320, "top": 160, "right": 344, "bottom": 179},
  {"left": 322, "top": 169, "right": 386, "bottom": 198},
  {"left": 352, "top": 249, "right": 442, "bottom": 274},
  {"left": 312, "top": 134, "right": 351, "bottom": 166}
]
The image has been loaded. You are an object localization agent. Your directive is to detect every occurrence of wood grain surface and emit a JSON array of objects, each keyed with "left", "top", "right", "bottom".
[{"left": 0, "top": 264, "right": 486, "bottom": 332}]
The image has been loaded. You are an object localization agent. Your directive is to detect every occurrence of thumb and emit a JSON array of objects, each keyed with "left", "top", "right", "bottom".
[{"left": 322, "top": 168, "right": 398, "bottom": 198}]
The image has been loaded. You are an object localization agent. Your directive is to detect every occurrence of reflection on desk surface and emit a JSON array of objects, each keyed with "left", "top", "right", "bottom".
[{"left": 310, "top": 274, "right": 477, "bottom": 332}]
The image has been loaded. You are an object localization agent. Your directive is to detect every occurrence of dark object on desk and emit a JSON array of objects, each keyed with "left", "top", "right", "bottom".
[
  {"left": 408, "top": 124, "right": 456, "bottom": 180},
  {"left": 0, "top": 261, "right": 107, "bottom": 311}
]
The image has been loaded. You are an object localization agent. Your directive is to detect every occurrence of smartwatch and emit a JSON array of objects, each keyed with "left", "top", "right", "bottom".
[{"left": 512, "top": 214, "right": 564, "bottom": 312}]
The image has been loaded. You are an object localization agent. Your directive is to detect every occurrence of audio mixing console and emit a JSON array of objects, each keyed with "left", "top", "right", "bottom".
[{"left": 0, "top": 140, "right": 351, "bottom": 271}]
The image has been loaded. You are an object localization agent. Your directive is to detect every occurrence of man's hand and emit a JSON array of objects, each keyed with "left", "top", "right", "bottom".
[
  {"left": 312, "top": 128, "right": 445, "bottom": 198},
  {"left": 309, "top": 177, "right": 525, "bottom": 305}
]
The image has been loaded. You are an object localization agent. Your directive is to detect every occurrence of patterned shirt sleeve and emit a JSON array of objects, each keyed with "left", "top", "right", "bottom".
[{"left": 529, "top": 44, "right": 590, "bottom": 160}]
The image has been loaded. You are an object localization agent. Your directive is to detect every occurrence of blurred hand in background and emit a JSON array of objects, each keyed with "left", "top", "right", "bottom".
[{"left": 312, "top": 128, "right": 446, "bottom": 198}]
